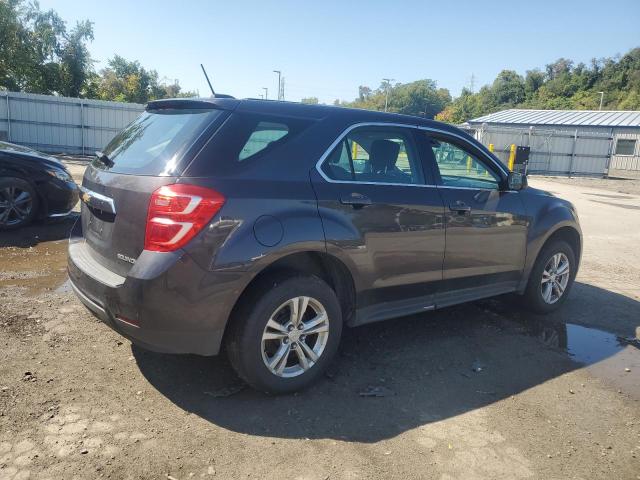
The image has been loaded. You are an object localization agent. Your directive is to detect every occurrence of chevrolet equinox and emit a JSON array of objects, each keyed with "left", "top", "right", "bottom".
[{"left": 68, "top": 98, "right": 581, "bottom": 393}]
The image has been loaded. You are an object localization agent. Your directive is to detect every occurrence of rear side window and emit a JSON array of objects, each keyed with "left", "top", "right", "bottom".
[
  {"left": 96, "top": 108, "right": 222, "bottom": 175},
  {"left": 239, "top": 122, "right": 289, "bottom": 161},
  {"left": 184, "top": 112, "right": 312, "bottom": 176}
]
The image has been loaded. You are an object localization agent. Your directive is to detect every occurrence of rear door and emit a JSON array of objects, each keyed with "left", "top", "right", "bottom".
[
  {"left": 79, "top": 105, "right": 227, "bottom": 276},
  {"left": 419, "top": 131, "right": 528, "bottom": 304},
  {"left": 311, "top": 125, "right": 445, "bottom": 323}
]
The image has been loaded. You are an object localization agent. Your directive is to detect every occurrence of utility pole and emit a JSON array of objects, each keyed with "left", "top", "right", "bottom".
[
  {"left": 273, "top": 70, "right": 281, "bottom": 100},
  {"left": 382, "top": 78, "right": 394, "bottom": 112},
  {"left": 280, "top": 76, "right": 285, "bottom": 101},
  {"left": 598, "top": 91, "right": 604, "bottom": 110},
  {"left": 470, "top": 73, "right": 476, "bottom": 93},
  {"left": 263, "top": 87, "right": 268, "bottom": 100}
]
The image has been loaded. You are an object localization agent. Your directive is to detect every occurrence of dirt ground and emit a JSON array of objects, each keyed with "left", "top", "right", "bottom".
[{"left": 1, "top": 166, "right": 639, "bottom": 480}]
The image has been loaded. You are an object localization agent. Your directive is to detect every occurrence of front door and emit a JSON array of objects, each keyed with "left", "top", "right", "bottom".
[
  {"left": 311, "top": 125, "right": 445, "bottom": 324},
  {"left": 420, "top": 132, "right": 528, "bottom": 306}
]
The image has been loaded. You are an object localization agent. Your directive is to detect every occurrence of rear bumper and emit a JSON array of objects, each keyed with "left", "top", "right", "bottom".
[{"left": 68, "top": 240, "right": 247, "bottom": 356}]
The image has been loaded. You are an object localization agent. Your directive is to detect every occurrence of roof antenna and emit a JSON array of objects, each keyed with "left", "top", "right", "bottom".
[{"left": 200, "top": 64, "right": 215, "bottom": 97}]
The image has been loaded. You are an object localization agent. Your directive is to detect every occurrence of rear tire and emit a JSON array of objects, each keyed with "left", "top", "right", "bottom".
[
  {"left": 522, "top": 240, "right": 576, "bottom": 314},
  {"left": 0, "top": 177, "right": 39, "bottom": 230},
  {"left": 226, "top": 275, "right": 342, "bottom": 394}
]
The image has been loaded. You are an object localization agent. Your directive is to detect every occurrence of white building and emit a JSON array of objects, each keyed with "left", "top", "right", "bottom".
[{"left": 465, "top": 109, "right": 640, "bottom": 174}]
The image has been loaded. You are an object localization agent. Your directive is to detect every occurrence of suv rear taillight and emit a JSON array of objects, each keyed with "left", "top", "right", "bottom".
[{"left": 144, "top": 184, "right": 225, "bottom": 252}]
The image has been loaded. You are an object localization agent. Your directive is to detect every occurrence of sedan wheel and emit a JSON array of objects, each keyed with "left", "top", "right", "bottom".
[{"left": 0, "top": 179, "right": 37, "bottom": 229}]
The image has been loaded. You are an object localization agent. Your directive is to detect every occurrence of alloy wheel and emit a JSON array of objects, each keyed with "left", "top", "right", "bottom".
[
  {"left": 0, "top": 185, "right": 33, "bottom": 227},
  {"left": 261, "top": 296, "right": 330, "bottom": 378},
  {"left": 541, "top": 252, "right": 570, "bottom": 304}
]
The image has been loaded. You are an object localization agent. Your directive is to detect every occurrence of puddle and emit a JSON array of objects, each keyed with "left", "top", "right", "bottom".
[
  {"left": 565, "top": 323, "right": 625, "bottom": 364},
  {"left": 0, "top": 239, "right": 70, "bottom": 295},
  {"left": 0, "top": 217, "right": 75, "bottom": 295},
  {"left": 516, "top": 317, "right": 630, "bottom": 366},
  {"left": 516, "top": 317, "right": 640, "bottom": 397}
]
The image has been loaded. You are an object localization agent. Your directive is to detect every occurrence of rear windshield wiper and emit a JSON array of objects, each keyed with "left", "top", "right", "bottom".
[{"left": 95, "top": 151, "right": 114, "bottom": 168}]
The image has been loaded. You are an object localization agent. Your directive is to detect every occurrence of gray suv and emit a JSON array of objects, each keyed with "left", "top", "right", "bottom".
[{"left": 68, "top": 98, "right": 581, "bottom": 393}]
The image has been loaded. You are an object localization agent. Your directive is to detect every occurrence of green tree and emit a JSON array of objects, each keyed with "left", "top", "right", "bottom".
[
  {"left": 58, "top": 20, "right": 94, "bottom": 97},
  {"left": 300, "top": 97, "right": 319, "bottom": 104},
  {"left": 344, "top": 79, "right": 451, "bottom": 118},
  {"left": 93, "top": 55, "right": 192, "bottom": 103},
  {"left": 0, "top": 0, "right": 94, "bottom": 96},
  {"left": 490, "top": 70, "right": 525, "bottom": 106}
]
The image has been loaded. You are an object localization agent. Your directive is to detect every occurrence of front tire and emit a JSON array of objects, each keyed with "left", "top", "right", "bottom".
[
  {"left": 226, "top": 275, "right": 342, "bottom": 394},
  {"left": 522, "top": 240, "right": 576, "bottom": 314}
]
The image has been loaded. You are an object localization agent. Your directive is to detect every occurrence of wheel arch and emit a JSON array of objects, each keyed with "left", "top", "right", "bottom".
[
  {"left": 221, "top": 251, "right": 357, "bottom": 345},
  {"left": 518, "top": 222, "right": 582, "bottom": 293},
  {"left": 539, "top": 225, "right": 582, "bottom": 263}
]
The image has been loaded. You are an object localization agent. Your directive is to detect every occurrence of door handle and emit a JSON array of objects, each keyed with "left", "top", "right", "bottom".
[
  {"left": 449, "top": 201, "right": 471, "bottom": 213},
  {"left": 340, "top": 193, "right": 372, "bottom": 207}
]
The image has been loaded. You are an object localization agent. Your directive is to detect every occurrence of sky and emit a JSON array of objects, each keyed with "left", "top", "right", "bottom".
[{"left": 40, "top": 0, "right": 640, "bottom": 104}]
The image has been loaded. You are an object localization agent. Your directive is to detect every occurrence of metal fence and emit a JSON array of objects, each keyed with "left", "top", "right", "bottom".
[
  {"left": 463, "top": 124, "right": 613, "bottom": 177},
  {"left": 0, "top": 91, "right": 144, "bottom": 155}
]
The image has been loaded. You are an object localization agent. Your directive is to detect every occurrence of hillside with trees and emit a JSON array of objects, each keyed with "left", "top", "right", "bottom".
[{"left": 435, "top": 48, "right": 640, "bottom": 123}]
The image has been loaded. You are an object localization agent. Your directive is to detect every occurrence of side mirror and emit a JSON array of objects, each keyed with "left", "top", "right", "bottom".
[{"left": 507, "top": 172, "right": 526, "bottom": 191}]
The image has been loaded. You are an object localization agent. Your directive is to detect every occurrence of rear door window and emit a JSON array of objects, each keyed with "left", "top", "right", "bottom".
[
  {"left": 322, "top": 126, "right": 424, "bottom": 185},
  {"left": 95, "top": 108, "right": 223, "bottom": 176}
]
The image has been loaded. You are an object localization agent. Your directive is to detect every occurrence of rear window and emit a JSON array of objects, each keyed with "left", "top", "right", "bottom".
[{"left": 94, "top": 108, "right": 222, "bottom": 175}]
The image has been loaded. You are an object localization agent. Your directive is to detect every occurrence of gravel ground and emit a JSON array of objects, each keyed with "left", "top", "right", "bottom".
[
  {"left": 538, "top": 169, "right": 640, "bottom": 196},
  {"left": 0, "top": 168, "right": 639, "bottom": 480}
]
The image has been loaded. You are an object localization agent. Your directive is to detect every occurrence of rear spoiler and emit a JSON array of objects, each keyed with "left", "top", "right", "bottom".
[{"left": 146, "top": 97, "right": 238, "bottom": 111}]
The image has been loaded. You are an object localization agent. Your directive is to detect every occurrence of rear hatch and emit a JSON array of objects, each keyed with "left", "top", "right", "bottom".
[{"left": 79, "top": 101, "right": 230, "bottom": 277}]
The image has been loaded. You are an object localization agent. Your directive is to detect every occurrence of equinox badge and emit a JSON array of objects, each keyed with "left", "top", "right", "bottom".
[{"left": 117, "top": 253, "right": 136, "bottom": 264}]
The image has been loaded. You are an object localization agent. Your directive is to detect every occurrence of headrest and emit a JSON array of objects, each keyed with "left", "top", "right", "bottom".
[{"left": 370, "top": 140, "right": 400, "bottom": 173}]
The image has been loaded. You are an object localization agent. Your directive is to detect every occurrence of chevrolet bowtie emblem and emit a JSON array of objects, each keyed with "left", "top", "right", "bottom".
[{"left": 81, "top": 191, "right": 91, "bottom": 203}]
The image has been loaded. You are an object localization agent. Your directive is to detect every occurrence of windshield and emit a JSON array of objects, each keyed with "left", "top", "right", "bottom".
[{"left": 95, "top": 108, "right": 222, "bottom": 175}]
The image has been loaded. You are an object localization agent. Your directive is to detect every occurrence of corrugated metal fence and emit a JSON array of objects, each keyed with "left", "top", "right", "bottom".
[
  {"left": 462, "top": 124, "right": 613, "bottom": 177},
  {"left": 0, "top": 91, "right": 144, "bottom": 155}
]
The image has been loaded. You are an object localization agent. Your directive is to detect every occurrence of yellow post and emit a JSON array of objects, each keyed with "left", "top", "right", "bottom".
[
  {"left": 466, "top": 156, "right": 472, "bottom": 173},
  {"left": 486, "top": 144, "right": 495, "bottom": 176},
  {"left": 351, "top": 141, "right": 358, "bottom": 160},
  {"left": 507, "top": 144, "right": 517, "bottom": 171}
]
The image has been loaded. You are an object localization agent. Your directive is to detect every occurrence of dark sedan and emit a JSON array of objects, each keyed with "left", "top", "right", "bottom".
[{"left": 0, "top": 141, "right": 79, "bottom": 230}]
